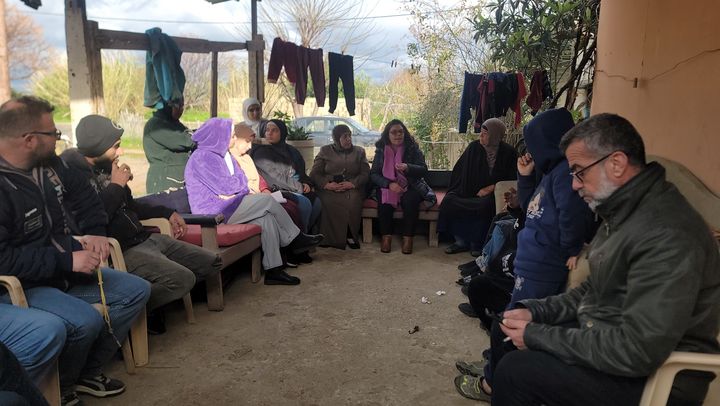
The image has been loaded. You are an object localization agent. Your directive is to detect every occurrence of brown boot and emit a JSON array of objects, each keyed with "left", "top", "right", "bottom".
[
  {"left": 381, "top": 235, "right": 392, "bottom": 253},
  {"left": 402, "top": 236, "right": 413, "bottom": 254}
]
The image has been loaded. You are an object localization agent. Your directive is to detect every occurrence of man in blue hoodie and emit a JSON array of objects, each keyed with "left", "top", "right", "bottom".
[{"left": 455, "top": 108, "right": 597, "bottom": 401}]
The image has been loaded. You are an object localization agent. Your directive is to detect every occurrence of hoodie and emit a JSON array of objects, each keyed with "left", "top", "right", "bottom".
[
  {"left": 184, "top": 118, "right": 249, "bottom": 222},
  {"left": 514, "top": 108, "right": 596, "bottom": 283}
]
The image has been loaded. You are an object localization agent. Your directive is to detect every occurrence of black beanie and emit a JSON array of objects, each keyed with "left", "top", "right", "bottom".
[{"left": 76, "top": 115, "right": 124, "bottom": 158}]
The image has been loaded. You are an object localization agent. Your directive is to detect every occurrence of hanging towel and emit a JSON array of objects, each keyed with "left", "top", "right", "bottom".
[{"left": 144, "top": 28, "right": 186, "bottom": 109}]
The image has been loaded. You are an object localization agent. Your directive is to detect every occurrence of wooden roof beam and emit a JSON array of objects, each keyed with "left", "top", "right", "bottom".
[{"left": 95, "top": 27, "right": 247, "bottom": 53}]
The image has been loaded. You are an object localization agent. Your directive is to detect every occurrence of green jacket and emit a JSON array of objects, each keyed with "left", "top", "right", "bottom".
[
  {"left": 143, "top": 109, "right": 194, "bottom": 194},
  {"left": 523, "top": 162, "right": 720, "bottom": 379}
]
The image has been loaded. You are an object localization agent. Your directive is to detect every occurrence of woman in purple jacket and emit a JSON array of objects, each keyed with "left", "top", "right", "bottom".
[{"left": 184, "top": 118, "right": 323, "bottom": 285}]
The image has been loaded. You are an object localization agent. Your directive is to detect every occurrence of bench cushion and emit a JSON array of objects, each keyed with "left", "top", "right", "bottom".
[
  {"left": 363, "top": 190, "right": 447, "bottom": 211},
  {"left": 180, "top": 223, "right": 262, "bottom": 247}
]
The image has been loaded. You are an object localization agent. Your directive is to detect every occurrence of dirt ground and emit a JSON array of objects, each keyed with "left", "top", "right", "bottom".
[{"left": 87, "top": 239, "right": 491, "bottom": 406}]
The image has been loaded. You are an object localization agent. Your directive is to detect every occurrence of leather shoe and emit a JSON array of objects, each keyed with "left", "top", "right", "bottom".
[
  {"left": 289, "top": 232, "right": 324, "bottom": 254},
  {"left": 445, "top": 243, "right": 468, "bottom": 254},
  {"left": 381, "top": 235, "right": 392, "bottom": 253},
  {"left": 264, "top": 268, "right": 301, "bottom": 285},
  {"left": 458, "top": 260, "right": 480, "bottom": 277},
  {"left": 402, "top": 236, "right": 413, "bottom": 254},
  {"left": 458, "top": 303, "right": 479, "bottom": 318}
]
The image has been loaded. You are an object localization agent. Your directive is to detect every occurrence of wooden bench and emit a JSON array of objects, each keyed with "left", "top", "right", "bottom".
[
  {"left": 136, "top": 191, "right": 262, "bottom": 312},
  {"left": 361, "top": 191, "right": 445, "bottom": 247}
]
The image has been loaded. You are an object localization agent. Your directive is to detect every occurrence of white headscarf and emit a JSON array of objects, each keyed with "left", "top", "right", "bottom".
[{"left": 242, "top": 98, "right": 262, "bottom": 135}]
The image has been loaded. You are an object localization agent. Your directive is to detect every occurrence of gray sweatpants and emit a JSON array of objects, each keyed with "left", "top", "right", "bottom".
[
  {"left": 123, "top": 234, "right": 222, "bottom": 310},
  {"left": 228, "top": 194, "right": 301, "bottom": 270}
]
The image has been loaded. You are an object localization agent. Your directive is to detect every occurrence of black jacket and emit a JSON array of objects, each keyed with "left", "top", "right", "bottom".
[
  {"left": 0, "top": 154, "right": 107, "bottom": 289},
  {"left": 61, "top": 149, "right": 174, "bottom": 251}
]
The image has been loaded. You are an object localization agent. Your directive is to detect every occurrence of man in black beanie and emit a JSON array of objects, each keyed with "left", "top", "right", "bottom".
[{"left": 62, "top": 115, "right": 222, "bottom": 334}]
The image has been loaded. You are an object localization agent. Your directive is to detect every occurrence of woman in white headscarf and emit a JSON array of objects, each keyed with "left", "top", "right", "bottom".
[{"left": 242, "top": 98, "right": 264, "bottom": 136}]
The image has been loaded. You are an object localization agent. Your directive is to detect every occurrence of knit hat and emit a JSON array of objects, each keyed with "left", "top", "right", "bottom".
[{"left": 76, "top": 115, "right": 124, "bottom": 158}]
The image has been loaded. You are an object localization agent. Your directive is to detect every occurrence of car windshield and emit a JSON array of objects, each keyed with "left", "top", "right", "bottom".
[{"left": 344, "top": 117, "right": 370, "bottom": 133}]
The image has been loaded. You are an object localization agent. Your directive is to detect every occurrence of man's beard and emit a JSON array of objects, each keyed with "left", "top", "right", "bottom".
[
  {"left": 580, "top": 169, "right": 618, "bottom": 212},
  {"left": 94, "top": 157, "right": 113, "bottom": 174},
  {"left": 34, "top": 149, "right": 56, "bottom": 167}
]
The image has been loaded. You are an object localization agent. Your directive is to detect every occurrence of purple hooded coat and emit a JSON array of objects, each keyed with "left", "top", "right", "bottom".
[{"left": 184, "top": 118, "right": 249, "bottom": 222}]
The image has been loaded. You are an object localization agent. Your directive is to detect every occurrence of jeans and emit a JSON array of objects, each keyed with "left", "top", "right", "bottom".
[
  {"left": 0, "top": 304, "right": 66, "bottom": 385},
  {"left": 492, "top": 350, "right": 647, "bottom": 406},
  {"left": 0, "top": 269, "right": 150, "bottom": 394},
  {"left": 0, "top": 342, "right": 48, "bottom": 406},
  {"left": 290, "top": 193, "right": 322, "bottom": 233},
  {"left": 378, "top": 188, "right": 423, "bottom": 236},
  {"left": 123, "top": 234, "right": 221, "bottom": 311}
]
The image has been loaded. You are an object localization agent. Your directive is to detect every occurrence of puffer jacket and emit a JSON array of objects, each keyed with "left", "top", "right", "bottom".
[{"left": 522, "top": 163, "right": 720, "bottom": 383}]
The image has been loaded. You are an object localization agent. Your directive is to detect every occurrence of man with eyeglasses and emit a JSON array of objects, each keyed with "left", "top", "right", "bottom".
[
  {"left": 0, "top": 96, "right": 151, "bottom": 406},
  {"left": 490, "top": 113, "right": 720, "bottom": 406}
]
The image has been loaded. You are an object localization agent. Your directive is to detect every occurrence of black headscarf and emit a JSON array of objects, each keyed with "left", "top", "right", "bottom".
[{"left": 251, "top": 119, "right": 309, "bottom": 178}]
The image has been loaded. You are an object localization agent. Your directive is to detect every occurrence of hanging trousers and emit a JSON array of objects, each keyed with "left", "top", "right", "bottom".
[
  {"left": 328, "top": 52, "right": 355, "bottom": 116},
  {"left": 296, "top": 46, "right": 326, "bottom": 107},
  {"left": 267, "top": 37, "right": 299, "bottom": 84}
]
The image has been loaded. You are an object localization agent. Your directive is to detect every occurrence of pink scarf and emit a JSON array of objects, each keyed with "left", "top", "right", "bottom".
[{"left": 381, "top": 145, "right": 407, "bottom": 208}]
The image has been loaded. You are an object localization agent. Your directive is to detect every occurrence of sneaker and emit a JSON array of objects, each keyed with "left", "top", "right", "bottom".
[
  {"left": 454, "top": 374, "right": 491, "bottom": 402},
  {"left": 455, "top": 360, "right": 487, "bottom": 377},
  {"left": 62, "top": 392, "right": 83, "bottom": 406},
  {"left": 75, "top": 374, "right": 125, "bottom": 397},
  {"left": 458, "top": 260, "right": 480, "bottom": 277}
]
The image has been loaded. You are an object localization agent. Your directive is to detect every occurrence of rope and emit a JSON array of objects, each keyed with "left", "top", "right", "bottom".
[{"left": 97, "top": 267, "right": 122, "bottom": 348}]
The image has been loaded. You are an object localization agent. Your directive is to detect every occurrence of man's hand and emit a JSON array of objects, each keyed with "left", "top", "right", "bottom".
[
  {"left": 169, "top": 212, "right": 187, "bottom": 239},
  {"left": 504, "top": 187, "right": 519, "bottom": 209},
  {"left": 477, "top": 185, "right": 495, "bottom": 197},
  {"left": 388, "top": 182, "right": 406, "bottom": 193},
  {"left": 503, "top": 308, "right": 533, "bottom": 322},
  {"left": 517, "top": 153, "right": 535, "bottom": 176},
  {"left": 566, "top": 256, "right": 578, "bottom": 270},
  {"left": 110, "top": 160, "right": 133, "bottom": 187},
  {"left": 395, "top": 163, "right": 408, "bottom": 173},
  {"left": 302, "top": 183, "right": 312, "bottom": 193},
  {"left": 72, "top": 250, "right": 102, "bottom": 274},
  {"left": 76, "top": 235, "right": 110, "bottom": 260},
  {"left": 499, "top": 318, "right": 531, "bottom": 350}
]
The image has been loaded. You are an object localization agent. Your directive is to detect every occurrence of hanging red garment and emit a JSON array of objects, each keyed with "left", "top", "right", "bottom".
[
  {"left": 512, "top": 72, "right": 527, "bottom": 128},
  {"left": 267, "top": 37, "right": 300, "bottom": 84}
]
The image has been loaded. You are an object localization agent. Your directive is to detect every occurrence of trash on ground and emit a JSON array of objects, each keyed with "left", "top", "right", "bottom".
[
  {"left": 436, "top": 290, "right": 446, "bottom": 296},
  {"left": 421, "top": 296, "right": 431, "bottom": 304},
  {"left": 408, "top": 325, "right": 420, "bottom": 334}
]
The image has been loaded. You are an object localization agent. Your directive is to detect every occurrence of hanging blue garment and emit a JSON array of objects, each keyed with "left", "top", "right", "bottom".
[{"left": 144, "top": 27, "right": 186, "bottom": 109}]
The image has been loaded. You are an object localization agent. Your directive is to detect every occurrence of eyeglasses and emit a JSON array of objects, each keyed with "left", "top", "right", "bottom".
[
  {"left": 569, "top": 152, "right": 614, "bottom": 183},
  {"left": 24, "top": 129, "right": 63, "bottom": 140}
]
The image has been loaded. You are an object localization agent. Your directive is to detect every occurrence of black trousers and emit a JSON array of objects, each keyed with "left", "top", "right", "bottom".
[
  {"left": 0, "top": 343, "right": 47, "bottom": 406},
  {"left": 296, "top": 46, "right": 325, "bottom": 107},
  {"left": 467, "top": 273, "right": 513, "bottom": 331},
  {"left": 328, "top": 52, "right": 355, "bottom": 115},
  {"left": 492, "top": 350, "right": 646, "bottom": 406},
  {"left": 377, "top": 189, "right": 423, "bottom": 237}
]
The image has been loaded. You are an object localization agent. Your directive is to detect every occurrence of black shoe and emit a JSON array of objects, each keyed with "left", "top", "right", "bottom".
[
  {"left": 289, "top": 232, "right": 324, "bottom": 254},
  {"left": 146, "top": 309, "right": 166, "bottom": 335},
  {"left": 458, "top": 303, "right": 479, "bottom": 318},
  {"left": 75, "top": 374, "right": 125, "bottom": 398},
  {"left": 470, "top": 250, "right": 483, "bottom": 257},
  {"left": 458, "top": 260, "right": 480, "bottom": 277},
  {"left": 461, "top": 285, "right": 468, "bottom": 296},
  {"left": 347, "top": 238, "right": 360, "bottom": 249},
  {"left": 288, "top": 251, "right": 313, "bottom": 264},
  {"left": 62, "top": 392, "right": 83, "bottom": 406},
  {"left": 445, "top": 243, "right": 469, "bottom": 254},
  {"left": 264, "top": 268, "right": 301, "bottom": 285}
]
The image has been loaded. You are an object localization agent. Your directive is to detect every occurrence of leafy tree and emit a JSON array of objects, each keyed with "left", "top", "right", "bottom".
[{"left": 472, "top": 0, "right": 600, "bottom": 109}]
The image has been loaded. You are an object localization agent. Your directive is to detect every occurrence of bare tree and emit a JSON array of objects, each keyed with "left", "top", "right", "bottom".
[{"left": 6, "top": 3, "right": 53, "bottom": 82}]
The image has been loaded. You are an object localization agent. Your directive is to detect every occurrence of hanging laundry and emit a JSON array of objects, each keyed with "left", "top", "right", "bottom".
[
  {"left": 511, "top": 72, "right": 527, "bottom": 128},
  {"left": 526, "top": 70, "right": 553, "bottom": 115},
  {"left": 267, "top": 37, "right": 300, "bottom": 84},
  {"left": 458, "top": 72, "right": 483, "bottom": 133},
  {"left": 328, "top": 52, "right": 356, "bottom": 116},
  {"left": 296, "top": 46, "right": 326, "bottom": 107}
]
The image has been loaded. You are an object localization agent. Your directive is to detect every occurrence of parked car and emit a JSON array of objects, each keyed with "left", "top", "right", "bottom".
[{"left": 292, "top": 116, "right": 381, "bottom": 148}]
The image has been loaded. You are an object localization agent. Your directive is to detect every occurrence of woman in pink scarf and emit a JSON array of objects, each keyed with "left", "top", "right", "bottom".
[{"left": 369, "top": 119, "right": 433, "bottom": 254}]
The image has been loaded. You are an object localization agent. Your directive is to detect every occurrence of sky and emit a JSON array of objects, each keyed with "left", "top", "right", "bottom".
[{"left": 9, "top": 0, "right": 466, "bottom": 89}]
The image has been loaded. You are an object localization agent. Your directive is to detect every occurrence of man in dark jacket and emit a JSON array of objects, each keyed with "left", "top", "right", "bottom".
[
  {"left": 0, "top": 96, "right": 150, "bottom": 405},
  {"left": 492, "top": 113, "right": 720, "bottom": 406},
  {"left": 63, "top": 115, "right": 222, "bottom": 334}
]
